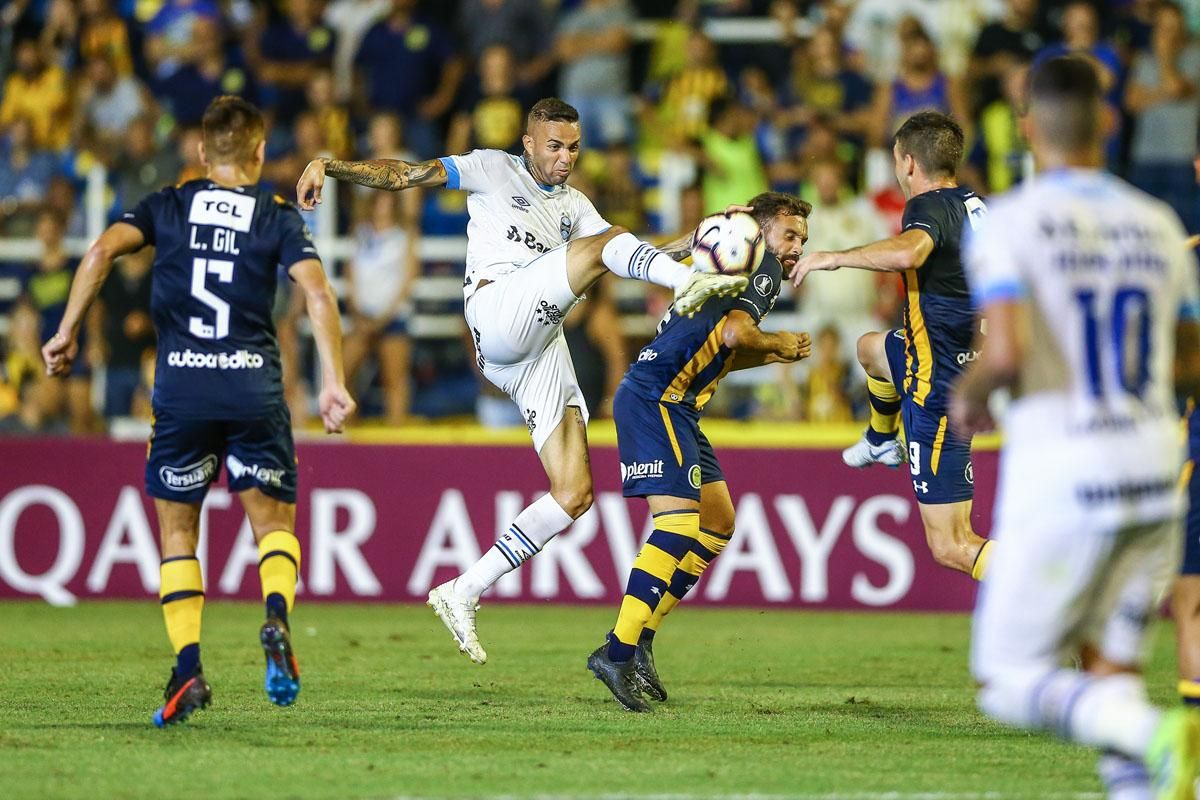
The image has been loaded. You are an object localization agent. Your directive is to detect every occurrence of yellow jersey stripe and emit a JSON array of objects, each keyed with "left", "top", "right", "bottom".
[
  {"left": 931, "top": 415, "right": 948, "bottom": 476},
  {"left": 904, "top": 273, "right": 934, "bottom": 406},
  {"left": 659, "top": 403, "right": 684, "bottom": 467},
  {"left": 695, "top": 360, "right": 735, "bottom": 410},
  {"left": 661, "top": 318, "right": 727, "bottom": 404}
]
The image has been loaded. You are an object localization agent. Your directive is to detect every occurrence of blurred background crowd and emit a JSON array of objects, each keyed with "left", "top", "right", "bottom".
[{"left": 0, "top": 0, "right": 1198, "bottom": 436}]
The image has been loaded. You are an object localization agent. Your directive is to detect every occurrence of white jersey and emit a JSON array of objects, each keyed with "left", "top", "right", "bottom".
[
  {"left": 966, "top": 168, "right": 1200, "bottom": 520},
  {"left": 438, "top": 149, "right": 611, "bottom": 300}
]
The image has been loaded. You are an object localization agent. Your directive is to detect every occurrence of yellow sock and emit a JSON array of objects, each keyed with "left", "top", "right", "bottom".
[
  {"left": 647, "top": 527, "right": 730, "bottom": 633},
  {"left": 160, "top": 556, "right": 204, "bottom": 654},
  {"left": 1178, "top": 680, "right": 1200, "bottom": 706},
  {"left": 971, "top": 540, "right": 994, "bottom": 582},
  {"left": 867, "top": 374, "right": 901, "bottom": 438},
  {"left": 609, "top": 511, "right": 699, "bottom": 657},
  {"left": 258, "top": 530, "right": 301, "bottom": 613}
]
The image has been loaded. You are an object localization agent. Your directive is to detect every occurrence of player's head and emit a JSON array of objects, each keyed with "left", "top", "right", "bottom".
[
  {"left": 892, "top": 111, "right": 963, "bottom": 198},
  {"left": 522, "top": 98, "right": 581, "bottom": 187},
  {"left": 200, "top": 96, "right": 266, "bottom": 179},
  {"left": 747, "top": 192, "right": 811, "bottom": 272},
  {"left": 1025, "top": 55, "right": 1104, "bottom": 166}
]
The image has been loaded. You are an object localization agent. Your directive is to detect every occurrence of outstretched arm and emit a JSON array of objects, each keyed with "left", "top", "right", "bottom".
[
  {"left": 722, "top": 309, "right": 811, "bottom": 369},
  {"left": 790, "top": 228, "right": 934, "bottom": 286},
  {"left": 296, "top": 157, "right": 448, "bottom": 210},
  {"left": 42, "top": 222, "right": 145, "bottom": 376}
]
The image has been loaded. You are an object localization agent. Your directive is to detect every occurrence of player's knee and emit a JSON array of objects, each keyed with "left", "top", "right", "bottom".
[
  {"left": 551, "top": 483, "right": 593, "bottom": 519},
  {"left": 855, "top": 333, "right": 881, "bottom": 372},
  {"left": 705, "top": 506, "right": 735, "bottom": 538}
]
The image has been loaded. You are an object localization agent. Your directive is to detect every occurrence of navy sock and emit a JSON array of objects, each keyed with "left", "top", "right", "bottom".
[
  {"left": 266, "top": 592, "right": 289, "bottom": 626},
  {"left": 176, "top": 643, "right": 201, "bottom": 678},
  {"left": 606, "top": 630, "right": 636, "bottom": 663}
]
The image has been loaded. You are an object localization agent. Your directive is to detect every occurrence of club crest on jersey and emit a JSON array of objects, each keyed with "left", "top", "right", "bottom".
[
  {"left": 560, "top": 214, "right": 571, "bottom": 241},
  {"left": 188, "top": 190, "right": 257, "bottom": 233},
  {"left": 511, "top": 196, "right": 530, "bottom": 213}
]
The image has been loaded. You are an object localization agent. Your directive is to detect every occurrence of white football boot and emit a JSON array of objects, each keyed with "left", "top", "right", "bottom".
[
  {"left": 673, "top": 272, "right": 749, "bottom": 317},
  {"left": 842, "top": 435, "right": 903, "bottom": 469},
  {"left": 427, "top": 580, "right": 487, "bottom": 664}
]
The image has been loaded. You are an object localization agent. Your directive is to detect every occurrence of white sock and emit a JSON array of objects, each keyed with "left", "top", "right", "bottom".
[
  {"left": 600, "top": 232, "right": 691, "bottom": 289},
  {"left": 1097, "top": 752, "right": 1152, "bottom": 800},
  {"left": 981, "top": 669, "right": 1160, "bottom": 759},
  {"left": 454, "top": 493, "right": 574, "bottom": 598}
]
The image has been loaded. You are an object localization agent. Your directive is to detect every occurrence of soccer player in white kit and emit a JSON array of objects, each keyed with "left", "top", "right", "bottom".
[
  {"left": 296, "top": 98, "right": 746, "bottom": 664},
  {"left": 951, "top": 56, "right": 1200, "bottom": 799}
]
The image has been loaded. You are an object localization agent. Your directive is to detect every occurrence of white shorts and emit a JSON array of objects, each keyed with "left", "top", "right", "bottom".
[
  {"left": 971, "top": 451, "right": 1182, "bottom": 683},
  {"left": 464, "top": 245, "right": 589, "bottom": 452}
]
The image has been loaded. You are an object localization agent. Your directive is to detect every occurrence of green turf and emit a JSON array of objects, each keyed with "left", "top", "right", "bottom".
[{"left": 0, "top": 601, "right": 1180, "bottom": 799}]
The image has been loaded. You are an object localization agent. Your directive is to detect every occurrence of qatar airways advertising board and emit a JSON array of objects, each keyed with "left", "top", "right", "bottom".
[{"left": 0, "top": 439, "right": 992, "bottom": 610}]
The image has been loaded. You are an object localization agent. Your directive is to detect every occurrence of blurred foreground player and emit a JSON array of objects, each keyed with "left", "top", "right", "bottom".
[
  {"left": 42, "top": 97, "right": 356, "bottom": 727},
  {"left": 952, "top": 56, "right": 1200, "bottom": 798},
  {"left": 588, "top": 193, "right": 812, "bottom": 711}
]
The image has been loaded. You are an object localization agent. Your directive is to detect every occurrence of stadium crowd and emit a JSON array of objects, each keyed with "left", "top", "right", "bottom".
[{"left": 0, "top": 0, "right": 1197, "bottom": 434}]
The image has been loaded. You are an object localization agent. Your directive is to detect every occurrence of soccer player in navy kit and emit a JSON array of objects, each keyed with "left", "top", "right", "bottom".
[
  {"left": 588, "top": 193, "right": 812, "bottom": 711},
  {"left": 42, "top": 97, "right": 355, "bottom": 727},
  {"left": 792, "top": 111, "right": 993, "bottom": 581}
]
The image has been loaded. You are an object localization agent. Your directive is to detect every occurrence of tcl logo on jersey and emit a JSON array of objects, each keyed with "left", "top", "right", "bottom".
[
  {"left": 188, "top": 190, "right": 257, "bottom": 233},
  {"left": 167, "top": 348, "right": 265, "bottom": 369}
]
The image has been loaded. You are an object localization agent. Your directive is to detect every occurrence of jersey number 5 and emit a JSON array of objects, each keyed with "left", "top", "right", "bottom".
[{"left": 189, "top": 257, "right": 234, "bottom": 340}]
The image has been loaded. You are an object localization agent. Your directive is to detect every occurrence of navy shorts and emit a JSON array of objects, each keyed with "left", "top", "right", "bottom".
[
  {"left": 146, "top": 404, "right": 298, "bottom": 504},
  {"left": 613, "top": 383, "right": 724, "bottom": 501},
  {"left": 1184, "top": 409, "right": 1200, "bottom": 575},
  {"left": 885, "top": 329, "right": 974, "bottom": 505}
]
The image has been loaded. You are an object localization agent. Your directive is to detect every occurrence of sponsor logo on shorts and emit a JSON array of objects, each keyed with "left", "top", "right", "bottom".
[
  {"left": 956, "top": 350, "right": 981, "bottom": 365},
  {"left": 226, "top": 454, "right": 285, "bottom": 489},
  {"left": 621, "top": 460, "right": 664, "bottom": 483},
  {"left": 913, "top": 480, "right": 929, "bottom": 494},
  {"left": 167, "top": 348, "right": 265, "bottom": 370},
  {"left": 525, "top": 408, "right": 537, "bottom": 434},
  {"left": 534, "top": 300, "right": 564, "bottom": 327},
  {"left": 689, "top": 465, "right": 701, "bottom": 488},
  {"left": 511, "top": 196, "right": 531, "bottom": 212},
  {"left": 472, "top": 328, "right": 485, "bottom": 371},
  {"left": 159, "top": 454, "right": 218, "bottom": 492},
  {"left": 964, "top": 463, "right": 974, "bottom": 485},
  {"left": 637, "top": 349, "right": 658, "bottom": 362},
  {"left": 754, "top": 274, "right": 774, "bottom": 297}
]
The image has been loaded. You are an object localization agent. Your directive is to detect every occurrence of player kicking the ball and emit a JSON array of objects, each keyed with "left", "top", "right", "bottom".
[
  {"left": 587, "top": 193, "right": 812, "bottom": 711},
  {"left": 297, "top": 98, "right": 747, "bottom": 664},
  {"left": 952, "top": 56, "right": 1200, "bottom": 798}
]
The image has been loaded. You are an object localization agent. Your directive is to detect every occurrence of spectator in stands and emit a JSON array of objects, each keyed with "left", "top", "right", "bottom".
[
  {"left": 0, "top": 303, "right": 44, "bottom": 430},
  {"left": 93, "top": 247, "right": 154, "bottom": 417},
  {"left": 556, "top": 0, "right": 635, "bottom": 148},
  {"left": 698, "top": 97, "right": 769, "bottom": 214},
  {"left": 78, "top": 0, "right": 136, "bottom": 78},
  {"left": 797, "top": 157, "right": 891, "bottom": 338},
  {"left": 356, "top": 112, "right": 423, "bottom": 225},
  {"left": 1125, "top": 1, "right": 1200, "bottom": 232},
  {"left": 354, "top": 0, "right": 464, "bottom": 158},
  {"left": 307, "top": 69, "right": 352, "bottom": 160},
  {"left": 446, "top": 45, "right": 530, "bottom": 155},
  {"left": 842, "top": 0, "right": 941, "bottom": 82},
  {"left": 45, "top": 175, "right": 86, "bottom": 239},
  {"left": 1036, "top": 1, "right": 1121, "bottom": 100},
  {"left": 969, "top": 60, "right": 1031, "bottom": 194},
  {"left": 144, "top": 0, "right": 221, "bottom": 80},
  {"left": 176, "top": 127, "right": 205, "bottom": 183},
  {"left": 324, "top": 0, "right": 389, "bottom": 100},
  {"left": 113, "top": 116, "right": 182, "bottom": 212},
  {"left": 562, "top": 276, "right": 626, "bottom": 419},
  {"left": 38, "top": 0, "right": 76, "bottom": 69},
  {"left": 158, "top": 17, "right": 258, "bottom": 128},
  {"left": 586, "top": 142, "right": 647, "bottom": 233},
  {"left": 970, "top": 0, "right": 1045, "bottom": 111},
  {"left": 649, "top": 29, "right": 729, "bottom": 146},
  {"left": 800, "top": 323, "right": 855, "bottom": 423},
  {"left": 343, "top": 191, "right": 417, "bottom": 425},
  {"left": 781, "top": 24, "right": 874, "bottom": 160},
  {"left": 0, "top": 118, "right": 58, "bottom": 235},
  {"left": 74, "top": 54, "right": 152, "bottom": 157},
  {"left": 871, "top": 19, "right": 971, "bottom": 147},
  {"left": 0, "top": 37, "right": 70, "bottom": 151},
  {"left": 20, "top": 209, "right": 93, "bottom": 432},
  {"left": 264, "top": 111, "right": 327, "bottom": 200},
  {"left": 459, "top": 0, "right": 555, "bottom": 92},
  {"left": 253, "top": 0, "right": 337, "bottom": 124}
]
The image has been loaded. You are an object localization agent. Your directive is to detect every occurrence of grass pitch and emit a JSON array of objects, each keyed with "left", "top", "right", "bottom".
[{"left": 0, "top": 601, "right": 1178, "bottom": 799}]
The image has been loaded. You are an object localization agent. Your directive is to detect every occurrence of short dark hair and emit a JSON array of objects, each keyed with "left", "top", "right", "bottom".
[
  {"left": 201, "top": 96, "right": 265, "bottom": 165},
  {"left": 526, "top": 98, "right": 579, "bottom": 130},
  {"left": 747, "top": 192, "right": 812, "bottom": 229},
  {"left": 1028, "top": 55, "right": 1102, "bottom": 149},
  {"left": 893, "top": 111, "right": 964, "bottom": 177}
]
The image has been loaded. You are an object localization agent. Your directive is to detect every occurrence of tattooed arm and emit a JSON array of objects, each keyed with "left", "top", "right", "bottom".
[
  {"left": 658, "top": 232, "right": 694, "bottom": 262},
  {"left": 296, "top": 157, "right": 447, "bottom": 210}
]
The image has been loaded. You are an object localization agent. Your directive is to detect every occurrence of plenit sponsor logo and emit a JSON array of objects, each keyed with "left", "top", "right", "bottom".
[
  {"left": 227, "top": 454, "right": 284, "bottom": 489},
  {"left": 620, "top": 460, "right": 664, "bottom": 482},
  {"left": 167, "top": 349, "right": 265, "bottom": 369},
  {"left": 160, "top": 455, "right": 218, "bottom": 492}
]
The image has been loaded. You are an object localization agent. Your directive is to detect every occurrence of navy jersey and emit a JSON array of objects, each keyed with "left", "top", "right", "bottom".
[
  {"left": 121, "top": 180, "right": 319, "bottom": 419},
  {"left": 623, "top": 255, "right": 784, "bottom": 410},
  {"left": 898, "top": 186, "right": 985, "bottom": 415}
]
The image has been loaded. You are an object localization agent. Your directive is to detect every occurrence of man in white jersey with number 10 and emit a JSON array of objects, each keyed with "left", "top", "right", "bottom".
[
  {"left": 952, "top": 56, "right": 1200, "bottom": 798},
  {"left": 296, "top": 98, "right": 747, "bottom": 664}
]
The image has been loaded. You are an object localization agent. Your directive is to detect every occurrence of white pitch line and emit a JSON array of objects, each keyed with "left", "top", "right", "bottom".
[{"left": 387, "top": 793, "right": 1103, "bottom": 800}]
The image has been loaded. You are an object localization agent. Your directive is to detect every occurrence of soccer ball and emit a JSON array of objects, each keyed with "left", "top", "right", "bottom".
[{"left": 690, "top": 212, "right": 765, "bottom": 276}]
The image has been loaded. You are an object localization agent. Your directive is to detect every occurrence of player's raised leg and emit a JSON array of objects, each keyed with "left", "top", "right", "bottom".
[
  {"left": 153, "top": 498, "right": 212, "bottom": 728},
  {"left": 429, "top": 405, "right": 591, "bottom": 664},
  {"left": 843, "top": 331, "right": 904, "bottom": 468},
  {"left": 918, "top": 500, "right": 991, "bottom": 578},
  {"left": 240, "top": 487, "right": 302, "bottom": 707}
]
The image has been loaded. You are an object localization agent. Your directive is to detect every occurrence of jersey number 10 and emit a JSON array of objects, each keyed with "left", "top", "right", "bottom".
[
  {"left": 189, "top": 257, "right": 235, "bottom": 340},
  {"left": 1074, "top": 286, "right": 1152, "bottom": 399}
]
